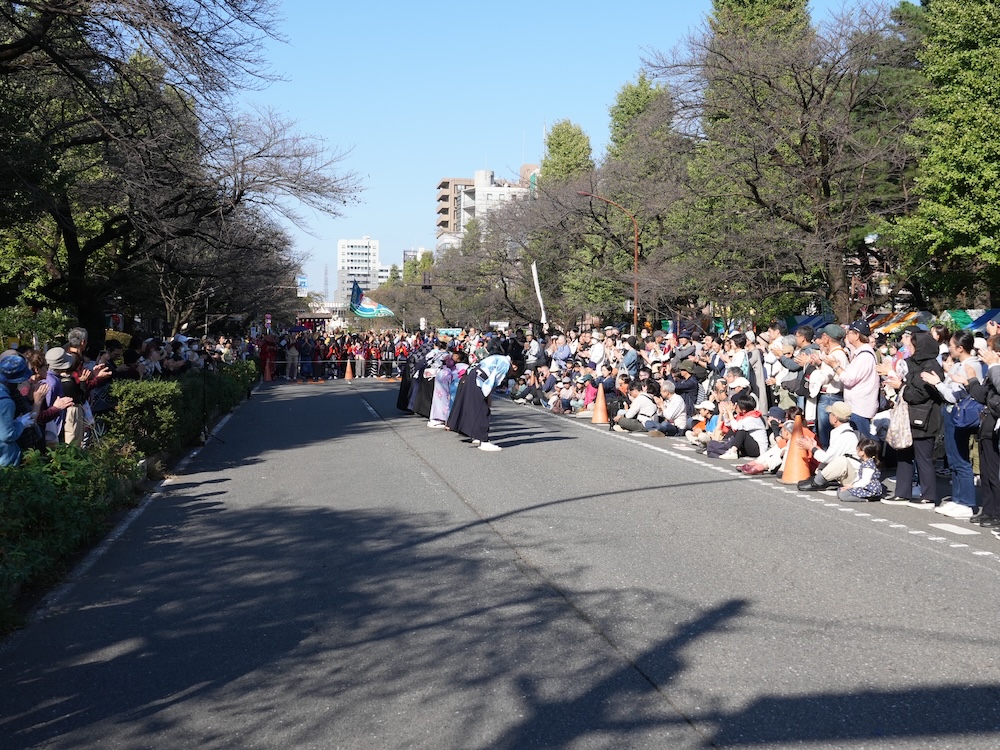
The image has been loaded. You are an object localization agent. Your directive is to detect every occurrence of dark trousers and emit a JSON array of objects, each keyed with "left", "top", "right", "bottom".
[
  {"left": 979, "top": 433, "right": 1000, "bottom": 517},
  {"left": 730, "top": 430, "right": 762, "bottom": 458},
  {"left": 895, "top": 437, "right": 937, "bottom": 501}
]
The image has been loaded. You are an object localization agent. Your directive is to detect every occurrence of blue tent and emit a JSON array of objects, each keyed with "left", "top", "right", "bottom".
[{"left": 970, "top": 309, "right": 1000, "bottom": 331}]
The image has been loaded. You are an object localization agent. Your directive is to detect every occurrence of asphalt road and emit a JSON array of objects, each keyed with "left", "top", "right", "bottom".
[{"left": 2, "top": 378, "right": 1000, "bottom": 749}]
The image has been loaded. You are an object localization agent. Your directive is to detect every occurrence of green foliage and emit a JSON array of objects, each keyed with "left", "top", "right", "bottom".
[
  {"left": 608, "top": 74, "right": 664, "bottom": 161},
  {"left": 888, "top": 0, "right": 1000, "bottom": 300},
  {"left": 0, "top": 439, "right": 143, "bottom": 625},
  {"left": 709, "top": 0, "right": 810, "bottom": 36},
  {"left": 107, "top": 361, "right": 258, "bottom": 456},
  {"left": 108, "top": 379, "right": 185, "bottom": 455},
  {"left": 0, "top": 305, "right": 72, "bottom": 349},
  {"left": 104, "top": 329, "right": 133, "bottom": 348},
  {"left": 540, "top": 120, "right": 594, "bottom": 183}
]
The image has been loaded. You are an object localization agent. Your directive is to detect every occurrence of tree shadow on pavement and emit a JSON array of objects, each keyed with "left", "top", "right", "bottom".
[
  {"left": 2, "top": 488, "right": 999, "bottom": 748},
  {"left": 0, "top": 493, "right": 710, "bottom": 748}
]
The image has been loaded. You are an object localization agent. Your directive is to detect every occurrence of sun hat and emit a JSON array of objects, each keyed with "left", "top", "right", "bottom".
[
  {"left": 45, "top": 347, "right": 73, "bottom": 371},
  {"left": 0, "top": 355, "right": 31, "bottom": 384}
]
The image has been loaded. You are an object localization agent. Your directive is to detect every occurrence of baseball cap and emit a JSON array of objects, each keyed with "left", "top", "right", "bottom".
[
  {"left": 847, "top": 319, "right": 871, "bottom": 336},
  {"left": 829, "top": 401, "right": 853, "bottom": 420},
  {"left": 821, "top": 324, "right": 846, "bottom": 341}
]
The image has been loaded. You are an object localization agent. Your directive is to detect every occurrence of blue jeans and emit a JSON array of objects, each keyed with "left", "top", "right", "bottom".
[
  {"left": 943, "top": 405, "right": 976, "bottom": 507},
  {"left": 817, "top": 393, "right": 843, "bottom": 450},
  {"left": 850, "top": 414, "right": 872, "bottom": 440}
]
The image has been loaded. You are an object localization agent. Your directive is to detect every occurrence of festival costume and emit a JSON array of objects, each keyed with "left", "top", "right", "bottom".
[{"left": 447, "top": 355, "right": 511, "bottom": 443}]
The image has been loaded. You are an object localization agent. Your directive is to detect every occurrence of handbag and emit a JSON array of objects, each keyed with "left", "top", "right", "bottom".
[
  {"left": 908, "top": 401, "right": 934, "bottom": 430},
  {"left": 885, "top": 387, "right": 913, "bottom": 449},
  {"left": 953, "top": 394, "right": 985, "bottom": 429}
]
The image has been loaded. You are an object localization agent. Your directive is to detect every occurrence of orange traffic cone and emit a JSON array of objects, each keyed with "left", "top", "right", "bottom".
[
  {"left": 591, "top": 383, "right": 610, "bottom": 425},
  {"left": 780, "top": 415, "right": 814, "bottom": 484},
  {"left": 344, "top": 360, "right": 354, "bottom": 380}
]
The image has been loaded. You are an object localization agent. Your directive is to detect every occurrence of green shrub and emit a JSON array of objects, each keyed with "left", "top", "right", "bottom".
[
  {"left": 104, "top": 329, "right": 132, "bottom": 348},
  {"left": 1, "top": 361, "right": 256, "bottom": 629},
  {"left": 0, "top": 439, "right": 143, "bottom": 624},
  {"left": 107, "top": 361, "right": 259, "bottom": 456},
  {"left": 108, "top": 378, "right": 186, "bottom": 455}
]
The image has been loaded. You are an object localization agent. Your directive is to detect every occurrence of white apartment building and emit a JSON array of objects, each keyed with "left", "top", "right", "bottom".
[
  {"left": 336, "top": 236, "right": 389, "bottom": 306},
  {"left": 435, "top": 167, "right": 538, "bottom": 253}
]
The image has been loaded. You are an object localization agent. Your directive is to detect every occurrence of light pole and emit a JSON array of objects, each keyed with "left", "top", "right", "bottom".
[
  {"left": 577, "top": 190, "right": 640, "bottom": 334},
  {"left": 204, "top": 287, "right": 214, "bottom": 337}
]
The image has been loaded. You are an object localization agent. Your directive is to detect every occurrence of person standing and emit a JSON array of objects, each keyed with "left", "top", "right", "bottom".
[
  {"left": 883, "top": 330, "right": 945, "bottom": 507},
  {"left": 0, "top": 355, "right": 36, "bottom": 467},
  {"left": 924, "top": 329, "right": 985, "bottom": 519},
  {"left": 832, "top": 319, "right": 880, "bottom": 439},
  {"left": 968, "top": 330, "right": 1000, "bottom": 527}
]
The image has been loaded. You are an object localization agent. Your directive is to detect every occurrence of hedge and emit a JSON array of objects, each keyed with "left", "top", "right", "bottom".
[
  {"left": 107, "top": 360, "right": 258, "bottom": 456},
  {"left": 0, "top": 439, "right": 144, "bottom": 626},
  {"left": 1, "top": 360, "right": 258, "bottom": 629}
]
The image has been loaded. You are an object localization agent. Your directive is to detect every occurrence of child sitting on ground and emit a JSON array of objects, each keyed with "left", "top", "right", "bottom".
[{"left": 837, "top": 438, "right": 885, "bottom": 502}]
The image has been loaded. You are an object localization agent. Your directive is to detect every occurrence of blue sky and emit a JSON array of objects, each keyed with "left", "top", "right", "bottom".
[{"left": 250, "top": 0, "right": 845, "bottom": 296}]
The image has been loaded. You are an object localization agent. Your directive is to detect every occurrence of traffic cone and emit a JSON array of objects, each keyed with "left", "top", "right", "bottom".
[
  {"left": 780, "top": 415, "right": 814, "bottom": 484},
  {"left": 591, "top": 383, "right": 610, "bottom": 425},
  {"left": 344, "top": 360, "right": 354, "bottom": 380}
]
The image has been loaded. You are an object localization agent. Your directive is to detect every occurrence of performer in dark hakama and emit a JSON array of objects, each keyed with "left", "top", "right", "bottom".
[
  {"left": 397, "top": 339, "right": 434, "bottom": 412},
  {"left": 447, "top": 341, "right": 512, "bottom": 452}
]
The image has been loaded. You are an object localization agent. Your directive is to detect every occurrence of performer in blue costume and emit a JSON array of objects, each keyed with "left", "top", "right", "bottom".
[{"left": 446, "top": 339, "right": 511, "bottom": 452}]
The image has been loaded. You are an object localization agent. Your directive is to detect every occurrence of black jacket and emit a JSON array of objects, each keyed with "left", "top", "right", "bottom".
[{"left": 902, "top": 332, "right": 944, "bottom": 439}]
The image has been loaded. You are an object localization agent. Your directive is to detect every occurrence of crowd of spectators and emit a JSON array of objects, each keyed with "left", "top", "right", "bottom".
[
  {"left": 399, "top": 319, "right": 1000, "bottom": 536},
  {"left": 0, "top": 328, "right": 255, "bottom": 467},
  {"left": 10, "top": 317, "right": 1000, "bottom": 540}
]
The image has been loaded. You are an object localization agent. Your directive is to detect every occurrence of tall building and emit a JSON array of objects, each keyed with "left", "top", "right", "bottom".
[
  {"left": 435, "top": 167, "right": 538, "bottom": 253},
  {"left": 435, "top": 176, "right": 473, "bottom": 253},
  {"left": 336, "top": 236, "right": 388, "bottom": 306}
]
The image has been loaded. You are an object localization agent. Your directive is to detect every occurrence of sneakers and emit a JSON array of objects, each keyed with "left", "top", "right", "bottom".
[
  {"left": 471, "top": 439, "right": 481, "bottom": 446},
  {"left": 427, "top": 420, "right": 446, "bottom": 429},
  {"left": 478, "top": 441, "right": 502, "bottom": 452},
  {"left": 647, "top": 430, "right": 665, "bottom": 437},
  {"left": 880, "top": 496, "right": 911, "bottom": 505},
  {"left": 612, "top": 425, "right": 627, "bottom": 432},
  {"left": 907, "top": 498, "right": 936, "bottom": 509},
  {"left": 719, "top": 448, "right": 739, "bottom": 460},
  {"left": 938, "top": 502, "right": 975, "bottom": 519}
]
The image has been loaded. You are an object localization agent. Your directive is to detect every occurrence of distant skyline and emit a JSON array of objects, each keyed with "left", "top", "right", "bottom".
[{"left": 248, "top": 0, "right": 846, "bottom": 296}]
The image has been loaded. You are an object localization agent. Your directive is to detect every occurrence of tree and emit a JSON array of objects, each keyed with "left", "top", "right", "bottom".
[
  {"left": 540, "top": 120, "right": 594, "bottom": 183},
  {"left": 646, "top": 3, "right": 922, "bottom": 320},
  {"left": 887, "top": 0, "right": 1000, "bottom": 305},
  {"left": 607, "top": 73, "right": 665, "bottom": 161},
  {"left": 0, "top": 1, "right": 361, "bottom": 344}
]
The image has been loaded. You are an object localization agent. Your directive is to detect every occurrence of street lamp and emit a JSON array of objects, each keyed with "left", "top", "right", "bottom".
[{"left": 577, "top": 190, "right": 640, "bottom": 334}]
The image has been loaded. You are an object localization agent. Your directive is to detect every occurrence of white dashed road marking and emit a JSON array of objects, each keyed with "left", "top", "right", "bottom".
[{"left": 928, "top": 523, "right": 981, "bottom": 536}]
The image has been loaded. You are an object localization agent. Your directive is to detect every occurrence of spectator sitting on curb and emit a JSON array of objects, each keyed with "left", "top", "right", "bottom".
[
  {"left": 686, "top": 400, "right": 720, "bottom": 448},
  {"left": 835, "top": 438, "right": 886, "bottom": 502},
  {"left": 646, "top": 380, "right": 688, "bottom": 436},
  {"left": 795, "top": 401, "right": 860, "bottom": 491},
  {"left": 613, "top": 381, "right": 659, "bottom": 432}
]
